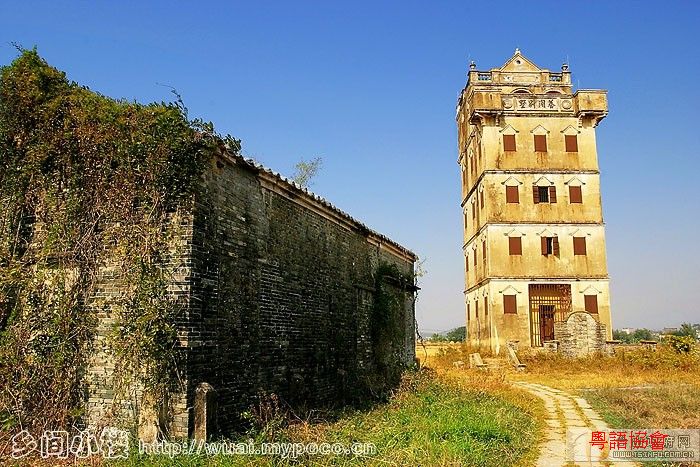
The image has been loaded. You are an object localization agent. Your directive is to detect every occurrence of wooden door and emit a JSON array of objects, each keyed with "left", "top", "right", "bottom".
[{"left": 539, "top": 305, "right": 555, "bottom": 343}]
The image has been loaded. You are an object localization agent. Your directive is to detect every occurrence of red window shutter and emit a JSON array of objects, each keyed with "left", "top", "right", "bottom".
[
  {"left": 467, "top": 303, "right": 470, "bottom": 321},
  {"left": 584, "top": 295, "right": 599, "bottom": 314},
  {"left": 465, "top": 251, "right": 469, "bottom": 271},
  {"left": 509, "top": 236, "right": 522, "bottom": 255},
  {"left": 480, "top": 191, "right": 484, "bottom": 208},
  {"left": 503, "top": 134, "right": 516, "bottom": 152},
  {"left": 472, "top": 202, "right": 476, "bottom": 219},
  {"left": 484, "top": 297, "right": 488, "bottom": 316},
  {"left": 475, "top": 301, "right": 479, "bottom": 318},
  {"left": 569, "top": 185, "right": 583, "bottom": 203},
  {"left": 533, "top": 185, "right": 540, "bottom": 204},
  {"left": 474, "top": 250, "right": 477, "bottom": 266},
  {"left": 534, "top": 134, "right": 547, "bottom": 152},
  {"left": 552, "top": 236, "right": 560, "bottom": 256},
  {"left": 506, "top": 185, "right": 519, "bottom": 203},
  {"left": 565, "top": 134, "right": 578, "bottom": 152},
  {"left": 549, "top": 186, "right": 557, "bottom": 203},
  {"left": 541, "top": 236, "right": 548, "bottom": 255},
  {"left": 503, "top": 295, "right": 517, "bottom": 314},
  {"left": 482, "top": 241, "right": 487, "bottom": 261},
  {"left": 573, "top": 237, "right": 587, "bottom": 255}
]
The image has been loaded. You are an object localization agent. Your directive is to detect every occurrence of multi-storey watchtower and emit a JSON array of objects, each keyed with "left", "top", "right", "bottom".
[{"left": 456, "top": 49, "right": 612, "bottom": 351}]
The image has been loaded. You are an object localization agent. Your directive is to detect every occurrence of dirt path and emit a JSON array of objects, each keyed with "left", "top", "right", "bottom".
[{"left": 514, "top": 381, "right": 637, "bottom": 467}]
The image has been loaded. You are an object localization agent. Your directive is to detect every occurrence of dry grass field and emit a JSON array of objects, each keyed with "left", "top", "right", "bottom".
[
  {"left": 420, "top": 341, "right": 700, "bottom": 431},
  {"left": 415, "top": 341, "right": 465, "bottom": 363},
  {"left": 517, "top": 346, "right": 700, "bottom": 430}
]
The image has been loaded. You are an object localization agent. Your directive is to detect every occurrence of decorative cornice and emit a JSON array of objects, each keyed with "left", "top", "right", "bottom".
[{"left": 465, "top": 276, "right": 610, "bottom": 294}]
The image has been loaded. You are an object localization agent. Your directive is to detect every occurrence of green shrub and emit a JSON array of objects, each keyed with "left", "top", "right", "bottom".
[{"left": 667, "top": 335, "right": 695, "bottom": 354}]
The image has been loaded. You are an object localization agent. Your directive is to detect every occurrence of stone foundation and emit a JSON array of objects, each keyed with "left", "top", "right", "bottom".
[{"left": 553, "top": 312, "right": 606, "bottom": 357}]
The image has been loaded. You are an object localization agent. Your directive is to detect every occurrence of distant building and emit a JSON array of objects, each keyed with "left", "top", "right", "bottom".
[
  {"left": 455, "top": 50, "right": 613, "bottom": 352},
  {"left": 620, "top": 328, "right": 635, "bottom": 335}
]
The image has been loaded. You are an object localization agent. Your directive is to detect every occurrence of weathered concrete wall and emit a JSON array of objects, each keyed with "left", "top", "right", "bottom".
[
  {"left": 463, "top": 172, "right": 604, "bottom": 242},
  {"left": 467, "top": 224, "right": 609, "bottom": 282},
  {"left": 466, "top": 279, "right": 612, "bottom": 352}
]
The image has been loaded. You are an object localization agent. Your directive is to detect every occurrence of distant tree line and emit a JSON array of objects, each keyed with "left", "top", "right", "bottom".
[
  {"left": 612, "top": 328, "right": 655, "bottom": 344},
  {"left": 613, "top": 323, "right": 698, "bottom": 344},
  {"left": 428, "top": 326, "right": 466, "bottom": 342}
]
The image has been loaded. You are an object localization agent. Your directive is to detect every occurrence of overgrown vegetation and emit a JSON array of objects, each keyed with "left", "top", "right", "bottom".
[
  {"left": 0, "top": 49, "right": 236, "bottom": 434},
  {"left": 110, "top": 370, "right": 541, "bottom": 466},
  {"left": 0, "top": 50, "right": 423, "bottom": 448}
]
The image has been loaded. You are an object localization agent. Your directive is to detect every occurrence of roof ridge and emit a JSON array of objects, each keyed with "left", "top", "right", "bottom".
[{"left": 224, "top": 151, "right": 416, "bottom": 261}]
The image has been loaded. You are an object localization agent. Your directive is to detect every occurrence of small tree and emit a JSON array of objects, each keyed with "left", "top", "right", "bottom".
[
  {"left": 444, "top": 326, "right": 466, "bottom": 342},
  {"left": 428, "top": 333, "right": 447, "bottom": 343},
  {"left": 291, "top": 157, "right": 323, "bottom": 188},
  {"left": 673, "top": 323, "right": 698, "bottom": 340},
  {"left": 612, "top": 329, "right": 654, "bottom": 343},
  {"left": 668, "top": 335, "right": 695, "bottom": 354},
  {"left": 612, "top": 330, "right": 632, "bottom": 343},
  {"left": 632, "top": 328, "right": 654, "bottom": 342}
]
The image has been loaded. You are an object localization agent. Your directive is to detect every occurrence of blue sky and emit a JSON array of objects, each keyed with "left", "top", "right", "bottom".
[{"left": 1, "top": 1, "right": 698, "bottom": 332}]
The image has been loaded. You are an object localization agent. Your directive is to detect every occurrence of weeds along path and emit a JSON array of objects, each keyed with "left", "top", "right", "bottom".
[{"left": 513, "top": 382, "right": 638, "bottom": 467}]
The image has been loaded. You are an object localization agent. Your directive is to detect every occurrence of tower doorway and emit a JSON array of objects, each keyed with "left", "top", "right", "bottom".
[
  {"left": 528, "top": 284, "right": 572, "bottom": 346},
  {"left": 539, "top": 305, "right": 555, "bottom": 342}
]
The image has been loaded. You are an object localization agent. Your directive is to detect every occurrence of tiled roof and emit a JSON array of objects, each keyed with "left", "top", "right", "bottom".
[{"left": 225, "top": 151, "right": 417, "bottom": 261}]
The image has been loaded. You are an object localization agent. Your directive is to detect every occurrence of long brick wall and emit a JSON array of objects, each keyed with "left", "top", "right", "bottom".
[{"left": 86, "top": 151, "right": 416, "bottom": 439}]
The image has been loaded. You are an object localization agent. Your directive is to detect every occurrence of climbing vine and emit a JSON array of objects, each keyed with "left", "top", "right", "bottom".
[
  {"left": 0, "top": 49, "right": 237, "bottom": 434},
  {"left": 369, "top": 262, "right": 413, "bottom": 395}
]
